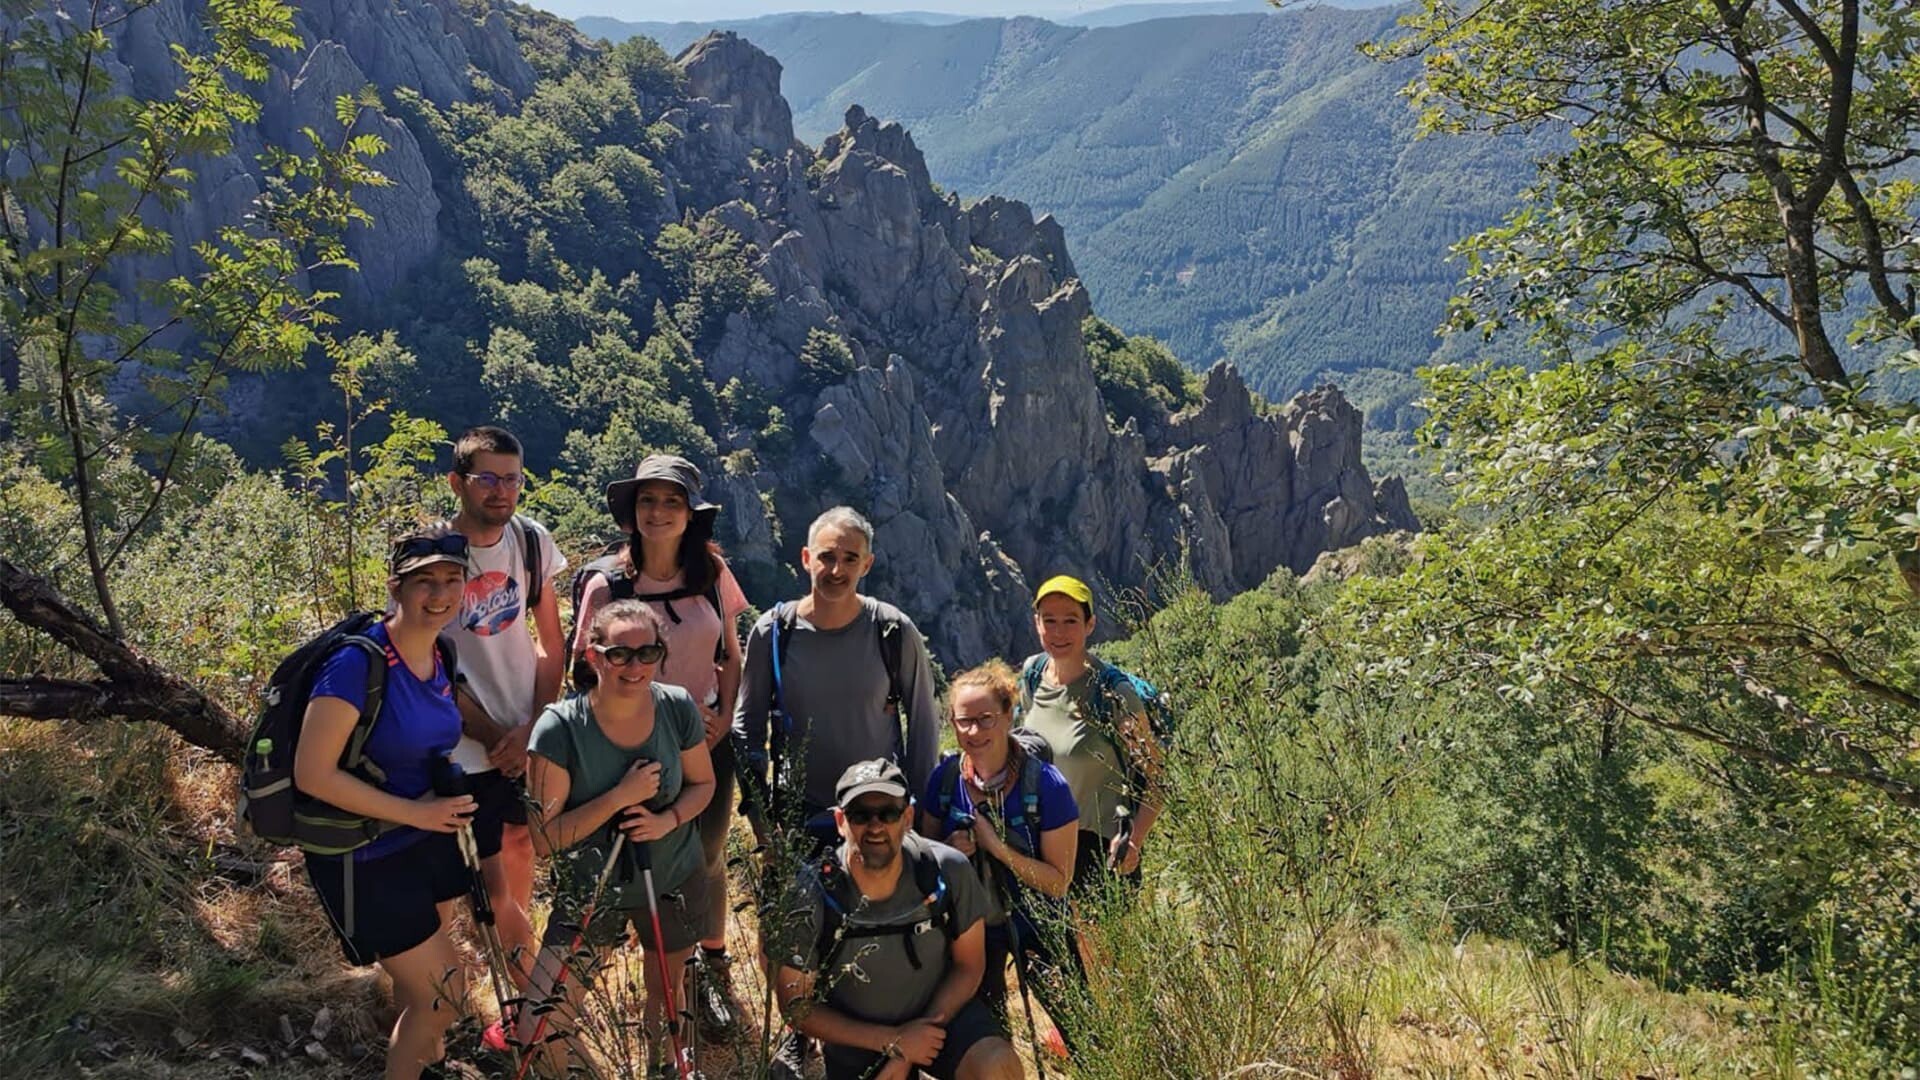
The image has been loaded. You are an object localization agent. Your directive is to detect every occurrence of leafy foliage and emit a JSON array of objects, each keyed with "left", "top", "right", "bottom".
[
  {"left": 1333, "top": 0, "right": 1920, "bottom": 1063},
  {"left": 1082, "top": 316, "right": 1202, "bottom": 433},
  {"left": 0, "top": 0, "right": 388, "bottom": 637}
]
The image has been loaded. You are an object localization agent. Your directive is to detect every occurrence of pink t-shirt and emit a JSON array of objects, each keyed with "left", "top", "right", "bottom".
[{"left": 573, "top": 556, "right": 749, "bottom": 709}]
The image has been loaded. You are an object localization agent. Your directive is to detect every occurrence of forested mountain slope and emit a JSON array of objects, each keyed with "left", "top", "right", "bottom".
[
  {"left": 51, "top": 0, "right": 1415, "bottom": 664},
  {"left": 588, "top": 6, "right": 1542, "bottom": 407}
]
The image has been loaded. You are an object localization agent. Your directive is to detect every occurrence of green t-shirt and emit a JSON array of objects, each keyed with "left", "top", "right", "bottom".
[
  {"left": 1018, "top": 656, "right": 1144, "bottom": 841},
  {"left": 529, "top": 686, "right": 705, "bottom": 908}
]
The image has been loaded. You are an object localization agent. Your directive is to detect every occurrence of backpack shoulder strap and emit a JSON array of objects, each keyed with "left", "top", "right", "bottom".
[
  {"left": 909, "top": 843, "right": 955, "bottom": 939},
  {"left": 769, "top": 601, "right": 795, "bottom": 726},
  {"left": 706, "top": 556, "right": 728, "bottom": 665},
  {"left": 1017, "top": 752, "right": 1045, "bottom": 853},
  {"left": 875, "top": 604, "right": 906, "bottom": 712},
  {"left": 602, "top": 558, "right": 637, "bottom": 603},
  {"left": 1084, "top": 655, "right": 1133, "bottom": 729},
  {"left": 811, "top": 849, "right": 855, "bottom": 967},
  {"left": 1018, "top": 654, "right": 1047, "bottom": 710},
  {"left": 338, "top": 631, "right": 392, "bottom": 777},
  {"left": 874, "top": 603, "right": 910, "bottom": 764},
  {"left": 933, "top": 753, "right": 965, "bottom": 829},
  {"left": 517, "top": 517, "right": 544, "bottom": 608}
]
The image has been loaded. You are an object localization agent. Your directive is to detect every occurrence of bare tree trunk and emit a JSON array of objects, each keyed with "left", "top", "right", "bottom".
[{"left": 0, "top": 559, "right": 248, "bottom": 759}]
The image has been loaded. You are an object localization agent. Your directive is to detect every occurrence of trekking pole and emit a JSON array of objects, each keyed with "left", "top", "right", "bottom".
[
  {"left": 632, "top": 841, "right": 700, "bottom": 1080},
  {"left": 511, "top": 834, "right": 627, "bottom": 1080},
  {"left": 432, "top": 759, "right": 524, "bottom": 1075},
  {"left": 985, "top": 799, "right": 1048, "bottom": 1080}
]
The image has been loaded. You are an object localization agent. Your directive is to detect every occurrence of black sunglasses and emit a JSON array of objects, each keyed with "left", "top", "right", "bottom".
[
  {"left": 593, "top": 642, "right": 667, "bottom": 667},
  {"left": 843, "top": 802, "right": 908, "bottom": 826},
  {"left": 392, "top": 533, "right": 469, "bottom": 564}
]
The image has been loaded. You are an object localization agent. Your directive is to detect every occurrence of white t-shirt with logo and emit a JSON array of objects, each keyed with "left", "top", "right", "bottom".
[{"left": 447, "top": 516, "right": 568, "bottom": 774}]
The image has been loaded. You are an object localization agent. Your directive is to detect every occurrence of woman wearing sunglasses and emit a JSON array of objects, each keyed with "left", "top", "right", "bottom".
[
  {"left": 294, "top": 530, "right": 479, "bottom": 1080},
  {"left": 520, "top": 599, "right": 716, "bottom": 1075},
  {"left": 572, "top": 454, "right": 750, "bottom": 1034},
  {"left": 917, "top": 660, "right": 1082, "bottom": 1052}
]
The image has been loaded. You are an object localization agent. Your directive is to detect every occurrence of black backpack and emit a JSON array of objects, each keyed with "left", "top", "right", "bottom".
[
  {"left": 567, "top": 543, "right": 727, "bottom": 692},
  {"left": 813, "top": 839, "right": 956, "bottom": 974},
  {"left": 238, "top": 613, "right": 458, "bottom": 855}
]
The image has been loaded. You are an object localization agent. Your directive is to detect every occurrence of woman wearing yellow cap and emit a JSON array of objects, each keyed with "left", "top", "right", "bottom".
[{"left": 1016, "top": 575, "right": 1163, "bottom": 893}]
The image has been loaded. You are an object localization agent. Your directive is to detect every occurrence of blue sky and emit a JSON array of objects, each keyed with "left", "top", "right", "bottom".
[{"left": 536, "top": 0, "right": 1242, "bottom": 22}]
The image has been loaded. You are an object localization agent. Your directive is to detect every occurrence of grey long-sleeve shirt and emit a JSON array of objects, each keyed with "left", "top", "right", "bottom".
[{"left": 732, "top": 596, "right": 939, "bottom": 815}]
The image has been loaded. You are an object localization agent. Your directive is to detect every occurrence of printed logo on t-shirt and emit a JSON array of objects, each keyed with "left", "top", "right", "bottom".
[{"left": 462, "top": 571, "right": 523, "bottom": 637}]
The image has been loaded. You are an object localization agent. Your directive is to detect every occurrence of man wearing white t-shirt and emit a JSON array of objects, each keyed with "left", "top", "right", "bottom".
[{"left": 443, "top": 425, "right": 568, "bottom": 1000}]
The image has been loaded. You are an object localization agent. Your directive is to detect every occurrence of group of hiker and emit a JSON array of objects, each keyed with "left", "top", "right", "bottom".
[{"left": 252, "top": 424, "right": 1166, "bottom": 1080}]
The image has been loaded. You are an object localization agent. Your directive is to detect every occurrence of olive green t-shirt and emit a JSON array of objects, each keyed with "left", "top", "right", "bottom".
[
  {"left": 1018, "top": 656, "right": 1144, "bottom": 841},
  {"left": 530, "top": 686, "right": 705, "bottom": 908}
]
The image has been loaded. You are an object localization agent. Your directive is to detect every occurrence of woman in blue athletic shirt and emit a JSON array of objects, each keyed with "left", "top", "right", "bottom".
[
  {"left": 296, "top": 530, "right": 478, "bottom": 1080},
  {"left": 919, "top": 660, "right": 1081, "bottom": 1055}
]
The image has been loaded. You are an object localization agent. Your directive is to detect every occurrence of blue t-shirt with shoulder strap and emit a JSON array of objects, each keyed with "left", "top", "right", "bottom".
[
  {"left": 308, "top": 620, "right": 462, "bottom": 860},
  {"left": 922, "top": 753, "right": 1079, "bottom": 848}
]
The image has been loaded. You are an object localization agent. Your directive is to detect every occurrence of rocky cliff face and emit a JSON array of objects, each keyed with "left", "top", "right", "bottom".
[
  {"left": 84, "top": 0, "right": 547, "bottom": 316},
  {"left": 69, "top": 6, "right": 1413, "bottom": 662},
  {"left": 663, "top": 33, "right": 1413, "bottom": 656}
]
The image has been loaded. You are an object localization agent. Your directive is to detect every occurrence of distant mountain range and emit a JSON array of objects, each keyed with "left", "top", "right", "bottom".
[
  {"left": 562, "top": 1, "right": 1399, "bottom": 30},
  {"left": 577, "top": 5, "right": 1540, "bottom": 414}
]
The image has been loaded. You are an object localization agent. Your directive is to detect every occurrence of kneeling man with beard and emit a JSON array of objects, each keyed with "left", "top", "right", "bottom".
[{"left": 774, "top": 759, "right": 1026, "bottom": 1080}]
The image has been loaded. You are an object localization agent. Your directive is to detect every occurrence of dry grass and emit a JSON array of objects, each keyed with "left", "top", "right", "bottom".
[{"left": 0, "top": 719, "right": 1771, "bottom": 1079}]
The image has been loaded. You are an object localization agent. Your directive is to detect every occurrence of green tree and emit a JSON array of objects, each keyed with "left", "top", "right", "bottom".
[
  {"left": 1349, "top": 3, "right": 1920, "bottom": 1049},
  {"left": 0, "top": 0, "right": 387, "bottom": 638},
  {"left": 1352, "top": 0, "right": 1920, "bottom": 808},
  {"left": 1083, "top": 316, "right": 1203, "bottom": 433},
  {"left": 0, "top": 0, "right": 384, "bottom": 754},
  {"left": 1375, "top": 0, "right": 1920, "bottom": 389}
]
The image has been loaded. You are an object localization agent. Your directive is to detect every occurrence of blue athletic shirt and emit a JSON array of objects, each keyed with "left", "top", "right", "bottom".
[
  {"left": 308, "top": 620, "right": 461, "bottom": 860},
  {"left": 922, "top": 753, "right": 1080, "bottom": 844}
]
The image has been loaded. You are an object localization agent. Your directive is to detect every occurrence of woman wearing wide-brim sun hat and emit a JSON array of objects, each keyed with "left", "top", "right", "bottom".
[{"left": 568, "top": 453, "right": 752, "bottom": 1038}]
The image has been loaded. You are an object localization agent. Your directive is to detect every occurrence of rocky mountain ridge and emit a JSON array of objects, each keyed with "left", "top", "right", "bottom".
[{"left": 76, "top": 0, "right": 1415, "bottom": 662}]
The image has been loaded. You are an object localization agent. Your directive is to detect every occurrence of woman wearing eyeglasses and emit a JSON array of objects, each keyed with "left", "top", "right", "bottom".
[
  {"left": 917, "top": 660, "right": 1082, "bottom": 1051},
  {"left": 295, "top": 530, "right": 479, "bottom": 1080},
  {"left": 520, "top": 599, "right": 716, "bottom": 1075},
  {"left": 571, "top": 454, "right": 751, "bottom": 1036}
]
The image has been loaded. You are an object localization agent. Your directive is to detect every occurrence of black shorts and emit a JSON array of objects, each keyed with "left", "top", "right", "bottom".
[
  {"left": 1070, "top": 828, "right": 1142, "bottom": 899},
  {"left": 305, "top": 833, "right": 467, "bottom": 966},
  {"left": 469, "top": 769, "right": 528, "bottom": 860},
  {"left": 823, "top": 999, "right": 1006, "bottom": 1080},
  {"left": 541, "top": 861, "right": 712, "bottom": 955}
]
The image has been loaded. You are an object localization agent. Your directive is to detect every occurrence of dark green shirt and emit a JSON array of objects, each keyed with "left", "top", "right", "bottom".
[{"left": 530, "top": 686, "right": 705, "bottom": 908}]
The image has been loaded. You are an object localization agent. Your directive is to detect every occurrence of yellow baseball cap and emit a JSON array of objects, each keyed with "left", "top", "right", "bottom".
[{"left": 1032, "top": 574, "right": 1093, "bottom": 609}]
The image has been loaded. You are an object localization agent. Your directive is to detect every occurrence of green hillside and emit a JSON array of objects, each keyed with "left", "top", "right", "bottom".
[{"left": 585, "top": 8, "right": 1543, "bottom": 410}]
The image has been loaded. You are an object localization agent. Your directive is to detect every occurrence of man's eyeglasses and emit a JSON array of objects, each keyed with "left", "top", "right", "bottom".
[
  {"left": 392, "top": 533, "right": 469, "bottom": 563},
  {"left": 464, "top": 471, "right": 524, "bottom": 491},
  {"left": 843, "top": 802, "right": 908, "bottom": 826},
  {"left": 593, "top": 642, "right": 666, "bottom": 667},
  {"left": 951, "top": 710, "right": 1002, "bottom": 733}
]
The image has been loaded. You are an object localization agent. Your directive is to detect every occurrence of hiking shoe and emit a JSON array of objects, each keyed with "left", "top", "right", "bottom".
[
  {"left": 767, "top": 1030, "right": 808, "bottom": 1080},
  {"left": 694, "top": 962, "right": 744, "bottom": 1039},
  {"left": 1043, "top": 1025, "right": 1069, "bottom": 1059}
]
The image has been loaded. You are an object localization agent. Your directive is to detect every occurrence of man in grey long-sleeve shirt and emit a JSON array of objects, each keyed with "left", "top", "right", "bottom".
[{"left": 733, "top": 506, "right": 939, "bottom": 842}]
